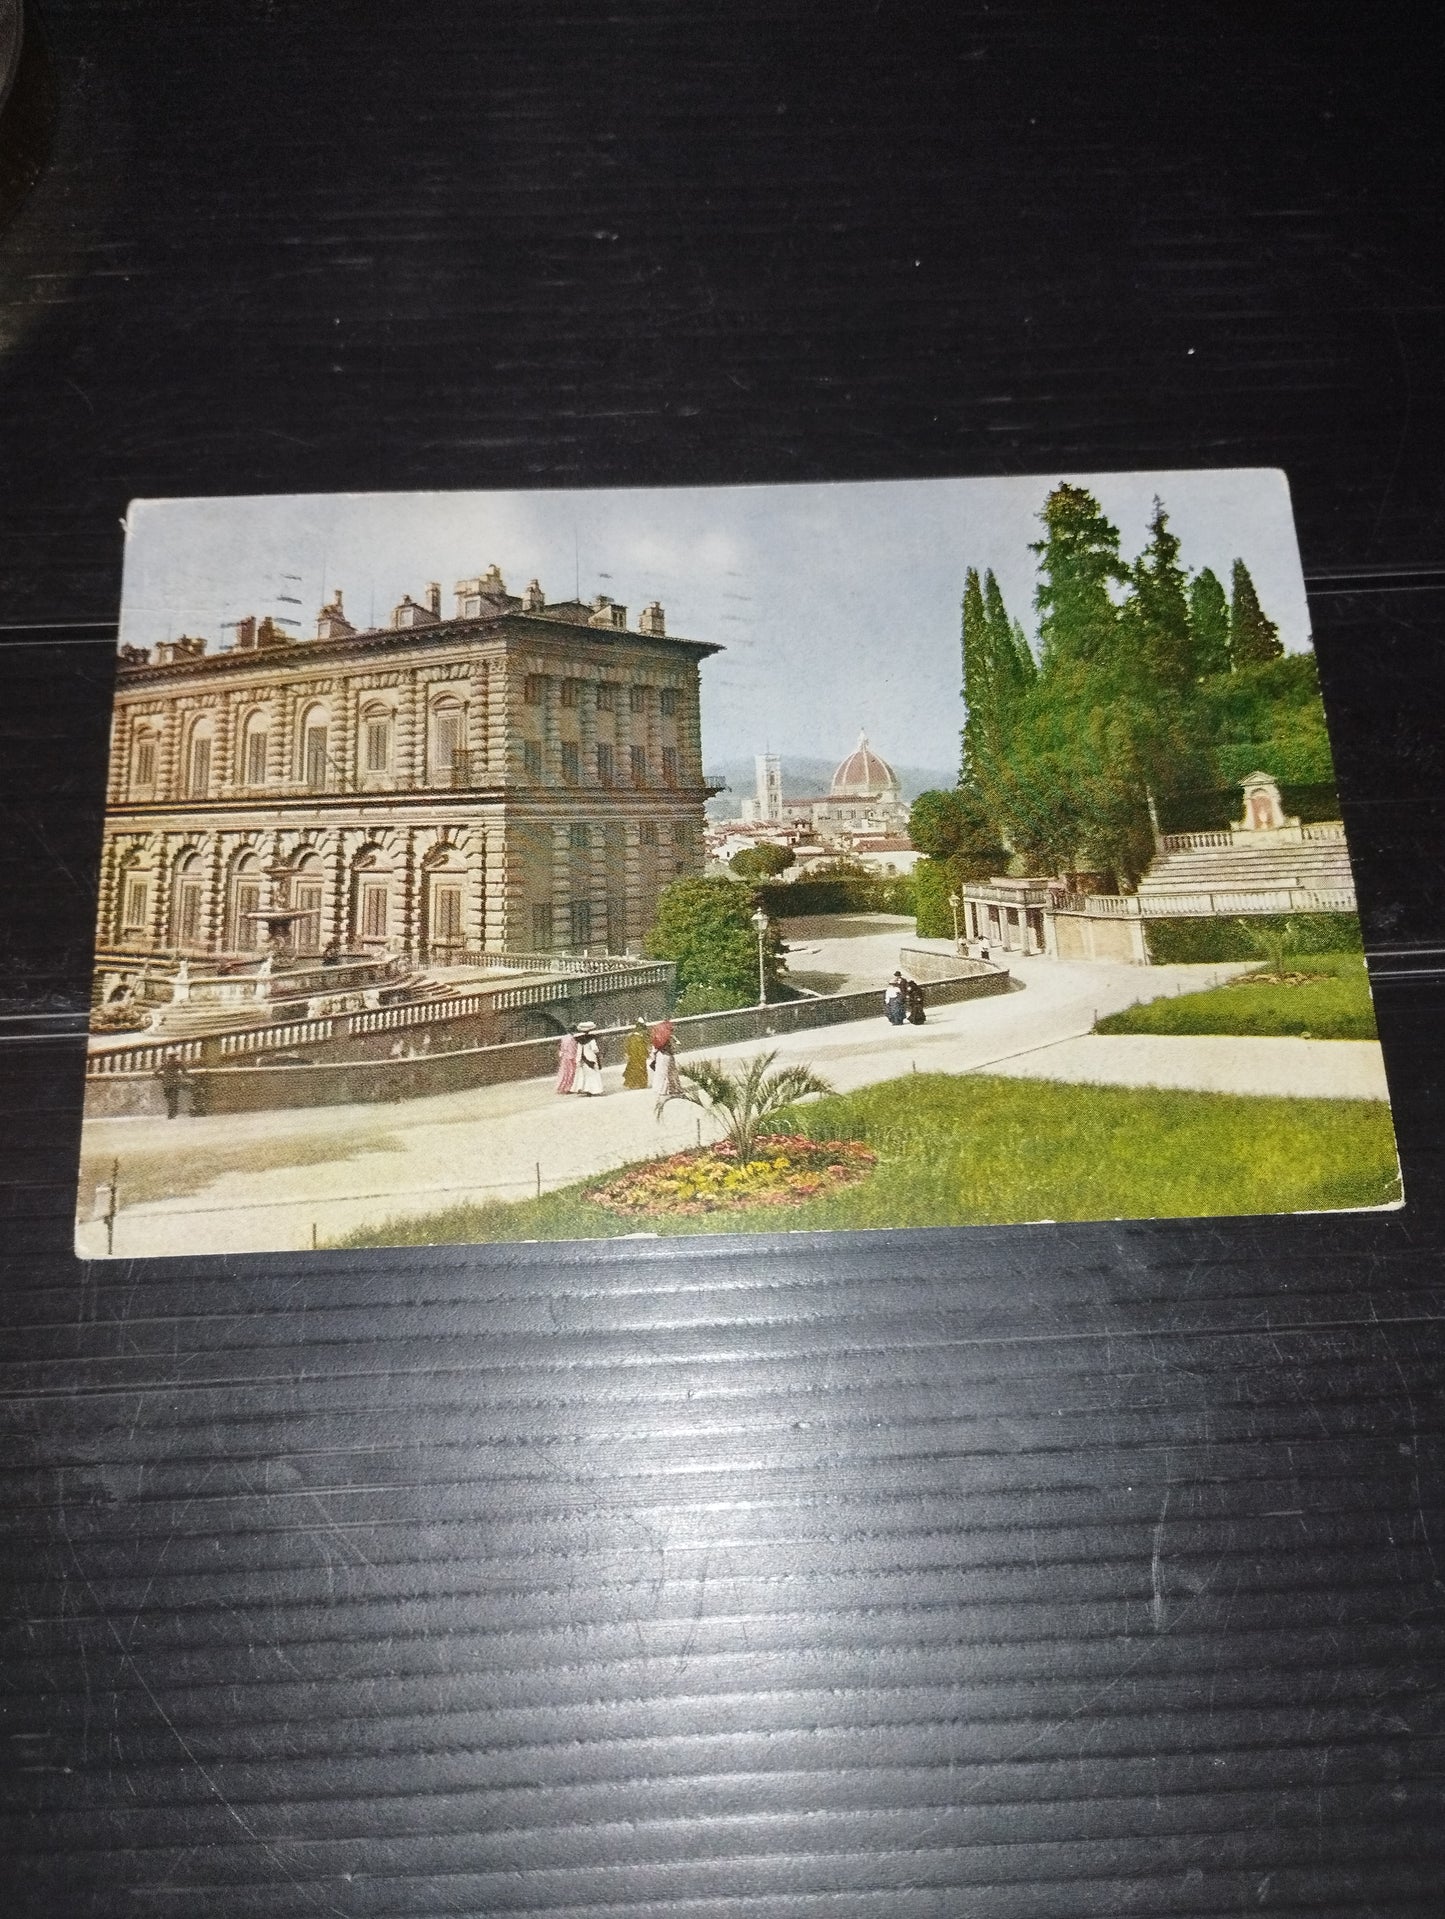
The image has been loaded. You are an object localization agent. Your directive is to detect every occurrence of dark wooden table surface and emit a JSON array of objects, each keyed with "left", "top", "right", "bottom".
[{"left": 1, "top": 5, "right": 1442, "bottom": 1914}]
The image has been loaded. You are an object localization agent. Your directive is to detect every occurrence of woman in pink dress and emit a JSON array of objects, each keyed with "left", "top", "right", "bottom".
[{"left": 555, "top": 1028, "right": 579, "bottom": 1094}]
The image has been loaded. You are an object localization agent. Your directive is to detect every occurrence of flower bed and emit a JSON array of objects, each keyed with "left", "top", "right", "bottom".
[{"left": 588, "top": 1134, "right": 878, "bottom": 1217}]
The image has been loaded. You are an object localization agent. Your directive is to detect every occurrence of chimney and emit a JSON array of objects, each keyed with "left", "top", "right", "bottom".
[
  {"left": 639, "top": 600, "right": 666, "bottom": 637},
  {"left": 426, "top": 581, "right": 441, "bottom": 616},
  {"left": 235, "top": 616, "right": 257, "bottom": 651},
  {"left": 523, "top": 578, "right": 545, "bottom": 613}
]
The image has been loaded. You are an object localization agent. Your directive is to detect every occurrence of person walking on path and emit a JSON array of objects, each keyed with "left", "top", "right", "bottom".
[
  {"left": 573, "top": 1022, "right": 604, "bottom": 1096},
  {"left": 554, "top": 1028, "right": 579, "bottom": 1094},
  {"left": 648, "top": 1019, "right": 682, "bottom": 1101},
  {"left": 905, "top": 976, "right": 926, "bottom": 1025},
  {"left": 884, "top": 973, "right": 907, "bottom": 1026},
  {"left": 623, "top": 1019, "right": 650, "bottom": 1089},
  {"left": 154, "top": 1051, "right": 192, "bottom": 1119}
]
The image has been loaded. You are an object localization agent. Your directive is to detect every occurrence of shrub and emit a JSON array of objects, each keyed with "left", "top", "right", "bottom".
[
  {"left": 645, "top": 875, "right": 785, "bottom": 1002},
  {"left": 1144, "top": 912, "right": 1364, "bottom": 965},
  {"left": 756, "top": 874, "right": 916, "bottom": 918}
]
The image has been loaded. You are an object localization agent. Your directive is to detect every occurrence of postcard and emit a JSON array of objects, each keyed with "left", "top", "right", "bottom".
[{"left": 75, "top": 473, "right": 1401, "bottom": 1257}]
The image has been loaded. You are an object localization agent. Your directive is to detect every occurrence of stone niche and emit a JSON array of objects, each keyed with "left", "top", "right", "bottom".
[{"left": 1235, "top": 772, "right": 1298, "bottom": 833}]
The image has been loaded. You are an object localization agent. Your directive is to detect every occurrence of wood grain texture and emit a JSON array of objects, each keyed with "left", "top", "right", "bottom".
[{"left": 1, "top": 4, "right": 1442, "bottom": 1914}]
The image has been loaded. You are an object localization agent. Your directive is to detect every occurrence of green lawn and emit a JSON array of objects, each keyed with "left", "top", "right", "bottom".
[
  {"left": 331, "top": 1071, "right": 1400, "bottom": 1247},
  {"left": 1096, "top": 951, "right": 1378, "bottom": 1041}
]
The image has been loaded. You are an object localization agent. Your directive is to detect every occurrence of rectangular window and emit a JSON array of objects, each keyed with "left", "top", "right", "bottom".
[
  {"left": 234, "top": 881, "right": 261, "bottom": 951},
  {"left": 524, "top": 674, "right": 545, "bottom": 706},
  {"left": 134, "top": 738, "right": 157, "bottom": 788},
  {"left": 531, "top": 902, "right": 553, "bottom": 950},
  {"left": 607, "top": 895, "right": 626, "bottom": 953},
  {"left": 122, "top": 879, "right": 149, "bottom": 934},
  {"left": 561, "top": 741, "right": 580, "bottom": 784},
  {"left": 360, "top": 882, "right": 388, "bottom": 940},
  {"left": 569, "top": 899, "right": 591, "bottom": 949},
  {"left": 431, "top": 708, "right": 462, "bottom": 783},
  {"left": 629, "top": 684, "right": 647, "bottom": 715},
  {"left": 662, "top": 746, "right": 679, "bottom": 785},
  {"left": 630, "top": 744, "right": 647, "bottom": 784},
  {"left": 431, "top": 882, "right": 464, "bottom": 943},
  {"left": 304, "top": 726, "right": 328, "bottom": 789},
  {"left": 595, "top": 682, "right": 616, "bottom": 712},
  {"left": 671, "top": 819, "right": 689, "bottom": 845},
  {"left": 561, "top": 679, "right": 581, "bottom": 709},
  {"left": 596, "top": 742, "right": 614, "bottom": 786},
  {"left": 245, "top": 729, "right": 269, "bottom": 785},
  {"left": 569, "top": 822, "right": 590, "bottom": 852},
  {"left": 640, "top": 820, "right": 658, "bottom": 847},
  {"left": 187, "top": 738, "right": 211, "bottom": 797},
  {"left": 176, "top": 881, "right": 203, "bottom": 947},
  {"left": 522, "top": 738, "right": 542, "bottom": 782},
  {"left": 660, "top": 687, "right": 678, "bottom": 717},
  {"left": 365, "top": 719, "right": 389, "bottom": 773}
]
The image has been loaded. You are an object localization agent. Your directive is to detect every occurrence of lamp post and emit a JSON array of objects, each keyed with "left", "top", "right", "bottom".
[
  {"left": 750, "top": 905, "right": 770, "bottom": 1006},
  {"left": 947, "top": 890, "right": 961, "bottom": 949}
]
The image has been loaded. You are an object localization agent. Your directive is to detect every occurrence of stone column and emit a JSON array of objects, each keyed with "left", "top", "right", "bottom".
[
  {"left": 147, "top": 838, "right": 171, "bottom": 953},
  {"left": 551, "top": 822, "right": 571, "bottom": 951},
  {"left": 464, "top": 832, "right": 486, "bottom": 951},
  {"left": 324, "top": 832, "right": 348, "bottom": 952},
  {"left": 542, "top": 673, "right": 560, "bottom": 783},
  {"left": 334, "top": 678, "right": 356, "bottom": 792},
  {"left": 622, "top": 820, "right": 643, "bottom": 954},
  {"left": 157, "top": 706, "right": 180, "bottom": 802},
  {"left": 106, "top": 709, "right": 127, "bottom": 806},
  {"left": 467, "top": 668, "right": 487, "bottom": 776},
  {"left": 202, "top": 833, "right": 226, "bottom": 954},
  {"left": 213, "top": 696, "right": 234, "bottom": 794},
  {"left": 482, "top": 823, "right": 508, "bottom": 951},
  {"left": 95, "top": 835, "right": 120, "bottom": 948},
  {"left": 273, "top": 685, "right": 295, "bottom": 788},
  {"left": 396, "top": 674, "right": 420, "bottom": 790},
  {"left": 398, "top": 828, "right": 418, "bottom": 958}
]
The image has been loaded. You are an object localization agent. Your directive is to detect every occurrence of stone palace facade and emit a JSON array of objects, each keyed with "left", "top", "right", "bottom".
[{"left": 98, "top": 567, "right": 719, "bottom": 970}]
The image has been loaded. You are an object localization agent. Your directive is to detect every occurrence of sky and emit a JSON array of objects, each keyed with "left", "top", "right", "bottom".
[{"left": 120, "top": 471, "right": 1312, "bottom": 776}]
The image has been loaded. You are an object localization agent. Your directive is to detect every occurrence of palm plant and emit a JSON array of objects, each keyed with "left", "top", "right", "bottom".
[{"left": 664, "top": 1050, "right": 835, "bottom": 1163}]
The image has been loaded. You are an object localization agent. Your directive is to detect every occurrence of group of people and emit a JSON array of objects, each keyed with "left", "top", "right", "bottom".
[
  {"left": 884, "top": 971, "right": 926, "bottom": 1027},
  {"left": 555, "top": 1018, "right": 681, "bottom": 1100}
]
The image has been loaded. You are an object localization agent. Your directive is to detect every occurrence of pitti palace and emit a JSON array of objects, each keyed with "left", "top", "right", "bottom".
[{"left": 99, "top": 565, "right": 719, "bottom": 972}]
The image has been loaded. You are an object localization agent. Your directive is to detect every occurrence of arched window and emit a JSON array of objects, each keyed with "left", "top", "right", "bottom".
[
  {"left": 185, "top": 719, "right": 214, "bottom": 798},
  {"left": 429, "top": 697, "right": 465, "bottom": 785},
  {"left": 131, "top": 725, "right": 159, "bottom": 795},
  {"left": 242, "top": 710, "right": 269, "bottom": 787},
  {"left": 360, "top": 703, "right": 392, "bottom": 778},
  {"left": 298, "top": 704, "right": 330, "bottom": 790}
]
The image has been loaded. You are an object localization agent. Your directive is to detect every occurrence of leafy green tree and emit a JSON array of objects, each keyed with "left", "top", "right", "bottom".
[
  {"left": 1031, "top": 482, "right": 1127, "bottom": 671},
  {"left": 664, "top": 1050, "right": 836, "bottom": 1162},
  {"left": 729, "top": 841, "right": 795, "bottom": 879},
  {"left": 960, "top": 566, "right": 989, "bottom": 783},
  {"left": 984, "top": 570, "right": 1037, "bottom": 701},
  {"left": 1188, "top": 566, "right": 1231, "bottom": 677},
  {"left": 645, "top": 876, "right": 784, "bottom": 1004},
  {"left": 1121, "top": 497, "right": 1192, "bottom": 688},
  {"left": 908, "top": 787, "right": 1008, "bottom": 880},
  {"left": 1229, "top": 558, "right": 1283, "bottom": 667}
]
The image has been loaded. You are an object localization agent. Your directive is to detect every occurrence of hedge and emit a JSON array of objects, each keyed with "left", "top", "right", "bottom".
[
  {"left": 757, "top": 874, "right": 916, "bottom": 919},
  {"left": 1144, "top": 911, "right": 1364, "bottom": 965},
  {"left": 1158, "top": 781, "right": 1341, "bottom": 833}
]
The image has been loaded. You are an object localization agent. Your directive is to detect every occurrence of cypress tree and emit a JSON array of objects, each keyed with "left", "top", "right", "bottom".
[
  {"left": 1187, "top": 566, "right": 1231, "bottom": 678},
  {"left": 1121, "top": 496, "right": 1192, "bottom": 687},
  {"left": 1229, "top": 558, "right": 1283, "bottom": 667},
  {"left": 1031, "top": 483, "right": 1126, "bottom": 671},
  {"left": 960, "top": 566, "right": 990, "bottom": 783},
  {"left": 983, "top": 569, "right": 1037, "bottom": 702}
]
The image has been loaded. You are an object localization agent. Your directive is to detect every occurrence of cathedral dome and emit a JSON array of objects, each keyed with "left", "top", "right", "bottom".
[{"left": 830, "top": 732, "right": 900, "bottom": 800}]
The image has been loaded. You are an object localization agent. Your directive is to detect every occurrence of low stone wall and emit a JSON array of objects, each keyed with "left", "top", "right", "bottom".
[
  {"left": 83, "top": 965, "right": 1011, "bottom": 1118},
  {"left": 896, "top": 945, "right": 996, "bottom": 985}
]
